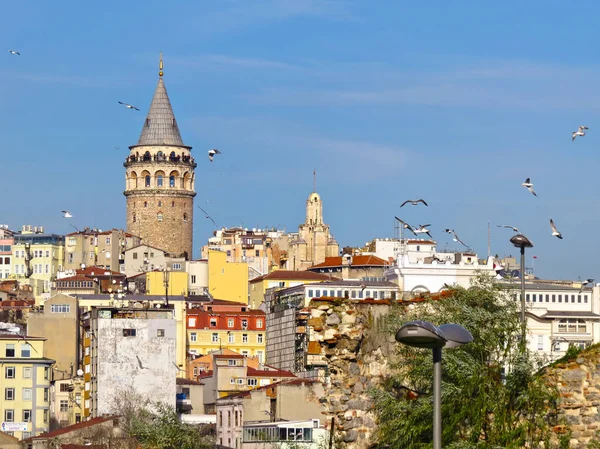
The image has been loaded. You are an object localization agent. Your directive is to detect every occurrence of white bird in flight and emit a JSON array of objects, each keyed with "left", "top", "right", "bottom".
[
  {"left": 580, "top": 278, "right": 594, "bottom": 293},
  {"left": 414, "top": 224, "right": 433, "bottom": 239},
  {"left": 61, "top": 210, "right": 73, "bottom": 218},
  {"left": 550, "top": 219, "right": 563, "bottom": 239},
  {"left": 118, "top": 101, "right": 140, "bottom": 111},
  {"left": 400, "top": 199, "right": 428, "bottom": 208},
  {"left": 497, "top": 224, "right": 520, "bottom": 233},
  {"left": 198, "top": 207, "right": 217, "bottom": 227},
  {"left": 8, "top": 50, "right": 20, "bottom": 56},
  {"left": 521, "top": 178, "right": 537, "bottom": 197},
  {"left": 208, "top": 148, "right": 221, "bottom": 162},
  {"left": 572, "top": 126, "right": 589, "bottom": 141},
  {"left": 444, "top": 229, "right": 469, "bottom": 248},
  {"left": 394, "top": 216, "right": 417, "bottom": 236}
]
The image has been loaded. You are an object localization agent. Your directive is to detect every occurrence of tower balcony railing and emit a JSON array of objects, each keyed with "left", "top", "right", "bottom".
[{"left": 123, "top": 155, "right": 196, "bottom": 167}]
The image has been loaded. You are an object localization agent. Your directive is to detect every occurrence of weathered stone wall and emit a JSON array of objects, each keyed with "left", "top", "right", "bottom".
[
  {"left": 307, "top": 299, "right": 398, "bottom": 448},
  {"left": 545, "top": 348, "right": 600, "bottom": 448}
]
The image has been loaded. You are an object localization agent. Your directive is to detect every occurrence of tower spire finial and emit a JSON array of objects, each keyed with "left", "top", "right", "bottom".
[
  {"left": 159, "top": 51, "right": 163, "bottom": 77},
  {"left": 313, "top": 169, "right": 316, "bottom": 192}
]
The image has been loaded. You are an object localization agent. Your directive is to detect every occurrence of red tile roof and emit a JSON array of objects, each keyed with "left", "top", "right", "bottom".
[
  {"left": 215, "top": 354, "right": 244, "bottom": 359},
  {"left": 29, "top": 416, "right": 119, "bottom": 440},
  {"left": 246, "top": 366, "right": 295, "bottom": 378},
  {"left": 309, "top": 255, "right": 387, "bottom": 269},
  {"left": 77, "top": 266, "right": 123, "bottom": 277},
  {"left": 250, "top": 270, "right": 334, "bottom": 283}
]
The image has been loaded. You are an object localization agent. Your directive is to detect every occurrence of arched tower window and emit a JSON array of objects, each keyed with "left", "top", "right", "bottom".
[
  {"left": 171, "top": 201, "right": 175, "bottom": 207},
  {"left": 170, "top": 151, "right": 176, "bottom": 162},
  {"left": 157, "top": 212, "right": 164, "bottom": 222},
  {"left": 145, "top": 175, "right": 151, "bottom": 187},
  {"left": 157, "top": 151, "right": 164, "bottom": 161},
  {"left": 133, "top": 213, "right": 136, "bottom": 223},
  {"left": 130, "top": 171, "right": 138, "bottom": 189},
  {"left": 169, "top": 175, "right": 175, "bottom": 187},
  {"left": 183, "top": 213, "right": 188, "bottom": 223},
  {"left": 158, "top": 201, "right": 162, "bottom": 207},
  {"left": 144, "top": 201, "right": 148, "bottom": 208},
  {"left": 143, "top": 151, "right": 151, "bottom": 162},
  {"left": 156, "top": 170, "right": 165, "bottom": 188}
]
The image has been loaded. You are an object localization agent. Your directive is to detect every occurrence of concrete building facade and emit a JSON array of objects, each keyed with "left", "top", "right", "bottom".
[
  {"left": 82, "top": 306, "right": 177, "bottom": 418},
  {"left": 124, "top": 55, "right": 196, "bottom": 259}
]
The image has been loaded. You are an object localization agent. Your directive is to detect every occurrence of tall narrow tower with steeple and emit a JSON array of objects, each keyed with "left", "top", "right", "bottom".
[{"left": 123, "top": 54, "right": 196, "bottom": 259}]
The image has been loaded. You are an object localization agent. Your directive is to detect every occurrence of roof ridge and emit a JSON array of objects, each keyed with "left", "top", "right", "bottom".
[{"left": 136, "top": 78, "right": 186, "bottom": 147}]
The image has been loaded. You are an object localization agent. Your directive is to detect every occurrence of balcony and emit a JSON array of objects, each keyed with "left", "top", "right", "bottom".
[{"left": 124, "top": 155, "right": 197, "bottom": 168}]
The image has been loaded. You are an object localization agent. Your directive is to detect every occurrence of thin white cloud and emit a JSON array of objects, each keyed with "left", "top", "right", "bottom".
[{"left": 170, "top": 54, "right": 298, "bottom": 71}]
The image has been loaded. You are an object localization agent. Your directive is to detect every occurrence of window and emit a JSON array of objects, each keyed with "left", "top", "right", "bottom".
[
  {"left": 60, "top": 383, "right": 70, "bottom": 392},
  {"left": 184, "top": 213, "right": 188, "bottom": 223},
  {"left": 256, "top": 319, "right": 263, "bottom": 329},
  {"left": 144, "top": 201, "right": 148, "bottom": 208},
  {"left": 210, "top": 318, "right": 217, "bottom": 327},
  {"left": 585, "top": 295, "right": 589, "bottom": 304},
  {"left": 44, "top": 367, "right": 49, "bottom": 380},
  {"left": 5, "top": 344, "right": 15, "bottom": 357},
  {"left": 133, "top": 213, "right": 137, "bottom": 223},
  {"left": 315, "top": 290, "right": 321, "bottom": 297},
  {"left": 23, "top": 367, "right": 31, "bottom": 379},
  {"left": 123, "top": 329, "right": 137, "bottom": 337},
  {"left": 257, "top": 334, "right": 264, "bottom": 344},
  {"left": 5, "top": 366, "right": 15, "bottom": 379},
  {"left": 169, "top": 175, "right": 175, "bottom": 187},
  {"left": 228, "top": 333, "right": 234, "bottom": 343},
  {"left": 20, "top": 344, "right": 30, "bottom": 358},
  {"left": 173, "top": 263, "right": 182, "bottom": 270},
  {"left": 578, "top": 295, "right": 582, "bottom": 303},
  {"left": 5, "top": 388, "right": 14, "bottom": 400},
  {"left": 526, "top": 294, "right": 530, "bottom": 302},
  {"left": 4, "top": 410, "right": 13, "bottom": 422},
  {"left": 157, "top": 175, "right": 164, "bottom": 187},
  {"left": 191, "top": 275, "right": 196, "bottom": 284},
  {"left": 308, "top": 289, "right": 314, "bottom": 297},
  {"left": 242, "top": 334, "right": 248, "bottom": 343},
  {"left": 44, "top": 409, "right": 48, "bottom": 423},
  {"left": 23, "top": 410, "right": 31, "bottom": 422},
  {"left": 51, "top": 304, "right": 70, "bottom": 313},
  {"left": 22, "top": 388, "right": 32, "bottom": 401},
  {"left": 188, "top": 317, "right": 196, "bottom": 327},
  {"left": 60, "top": 400, "right": 69, "bottom": 412},
  {"left": 558, "top": 319, "right": 587, "bottom": 333},
  {"left": 241, "top": 319, "right": 248, "bottom": 330},
  {"left": 190, "top": 332, "right": 197, "bottom": 342},
  {"left": 145, "top": 175, "right": 151, "bottom": 187},
  {"left": 248, "top": 378, "right": 258, "bottom": 386},
  {"left": 552, "top": 295, "right": 556, "bottom": 303},
  {"left": 373, "top": 291, "right": 378, "bottom": 299},
  {"left": 558, "top": 295, "right": 562, "bottom": 303},
  {"left": 228, "top": 318, "right": 234, "bottom": 328},
  {"left": 237, "top": 379, "right": 243, "bottom": 385},
  {"left": 158, "top": 201, "right": 162, "bottom": 207},
  {"left": 537, "top": 335, "right": 544, "bottom": 350},
  {"left": 44, "top": 388, "right": 49, "bottom": 402},
  {"left": 212, "top": 333, "right": 219, "bottom": 343},
  {"left": 157, "top": 329, "right": 165, "bottom": 337},
  {"left": 532, "top": 294, "right": 536, "bottom": 302},
  {"left": 157, "top": 213, "right": 163, "bottom": 222},
  {"left": 351, "top": 291, "right": 357, "bottom": 298}
]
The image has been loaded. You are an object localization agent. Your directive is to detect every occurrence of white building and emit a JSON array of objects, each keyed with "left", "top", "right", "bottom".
[
  {"left": 385, "top": 253, "right": 495, "bottom": 296},
  {"left": 122, "top": 244, "right": 185, "bottom": 277},
  {"left": 84, "top": 306, "right": 177, "bottom": 417},
  {"left": 508, "top": 281, "right": 600, "bottom": 364},
  {"left": 186, "top": 259, "right": 208, "bottom": 296}
]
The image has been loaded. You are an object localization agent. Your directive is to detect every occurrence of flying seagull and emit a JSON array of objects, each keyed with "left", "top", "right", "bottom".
[
  {"left": 136, "top": 355, "right": 148, "bottom": 370},
  {"left": 414, "top": 224, "right": 433, "bottom": 239},
  {"left": 172, "top": 362, "right": 185, "bottom": 372},
  {"left": 497, "top": 224, "right": 520, "bottom": 233},
  {"left": 572, "top": 126, "right": 589, "bottom": 141},
  {"left": 61, "top": 210, "right": 73, "bottom": 218},
  {"left": 550, "top": 218, "right": 563, "bottom": 239},
  {"left": 118, "top": 101, "right": 140, "bottom": 111},
  {"left": 394, "top": 216, "right": 417, "bottom": 236},
  {"left": 18, "top": 334, "right": 38, "bottom": 353},
  {"left": 198, "top": 207, "right": 217, "bottom": 227},
  {"left": 400, "top": 199, "right": 428, "bottom": 208},
  {"left": 208, "top": 148, "right": 221, "bottom": 162},
  {"left": 579, "top": 278, "right": 595, "bottom": 293},
  {"left": 7, "top": 50, "right": 20, "bottom": 56},
  {"left": 444, "top": 229, "right": 469, "bottom": 248},
  {"left": 521, "top": 178, "right": 537, "bottom": 197}
]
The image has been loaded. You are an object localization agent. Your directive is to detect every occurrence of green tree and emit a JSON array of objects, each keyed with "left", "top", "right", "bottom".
[
  {"left": 371, "top": 275, "right": 566, "bottom": 449},
  {"left": 128, "top": 401, "right": 214, "bottom": 449}
]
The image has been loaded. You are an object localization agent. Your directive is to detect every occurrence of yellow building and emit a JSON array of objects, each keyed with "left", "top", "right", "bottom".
[
  {"left": 248, "top": 269, "right": 333, "bottom": 309},
  {"left": 11, "top": 226, "right": 65, "bottom": 302},
  {"left": 208, "top": 249, "right": 248, "bottom": 303},
  {"left": 146, "top": 270, "right": 188, "bottom": 296},
  {"left": 0, "top": 334, "right": 54, "bottom": 439},
  {"left": 187, "top": 309, "right": 266, "bottom": 362}
]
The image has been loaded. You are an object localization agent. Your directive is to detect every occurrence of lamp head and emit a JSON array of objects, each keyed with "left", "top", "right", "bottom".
[
  {"left": 510, "top": 234, "right": 533, "bottom": 249},
  {"left": 437, "top": 323, "right": 474, "bottom": 349},
  {"left": 395, "top": 320, "right": 447, "bottom": 349}
]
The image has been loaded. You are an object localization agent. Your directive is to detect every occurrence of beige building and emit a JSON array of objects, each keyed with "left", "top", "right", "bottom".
[
  {"left": 27, "top": 293, "right": 79, "bottom": 378},
  {"left": 0, "top": 431, "right": 19, "bottom": 449},
  {"left": 202, "top": 227, "right": 289, "bottom": 277},
  {"left": 287, "top": 192, "right": 339, "bottom": 271},
  {"left": 122, "top": 244, "right": 186, "bottom": 277},
  {"left": 50, "top": 377, "right": 85, "bottom": 429},
  {"left": 124, "top": 55, "right": 196, "bottom": 260},
  {"left": 63, "top": 228, "right": 141, "bottom": 273}
]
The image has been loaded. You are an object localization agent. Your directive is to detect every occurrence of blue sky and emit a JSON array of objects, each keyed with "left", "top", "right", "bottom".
[{"left": 1, "top": 0, "right": 599, "bottom": 280}]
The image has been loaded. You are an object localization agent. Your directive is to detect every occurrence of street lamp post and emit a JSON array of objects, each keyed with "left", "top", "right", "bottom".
[
  {"left": 509, "top": 234, "right": 533, "bottom": 352},
  {"left": 396, "top": 320, "right": 473, "bottom": 449}
]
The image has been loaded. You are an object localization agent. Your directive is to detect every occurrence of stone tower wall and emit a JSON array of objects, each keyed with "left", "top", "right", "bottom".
[{"left": 124, "top": 144, "right": 196, "bottom": 258}]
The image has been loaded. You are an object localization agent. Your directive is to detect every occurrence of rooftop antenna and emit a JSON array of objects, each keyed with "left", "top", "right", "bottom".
[
  {"left": 487, "top": 221, "right": 491, "bottom": 259},
  {"left": 159, "top": 51, "right": 163, "bottom": 77}
]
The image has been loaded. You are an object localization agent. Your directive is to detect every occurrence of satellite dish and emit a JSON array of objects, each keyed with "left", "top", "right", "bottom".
[{"left": 77, "top": 369, "right": 84, "bottom": 377}]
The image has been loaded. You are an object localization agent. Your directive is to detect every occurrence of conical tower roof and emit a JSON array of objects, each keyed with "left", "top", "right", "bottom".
[{"left": 136, "top": 75, "right": 186, "bottom": 147}]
